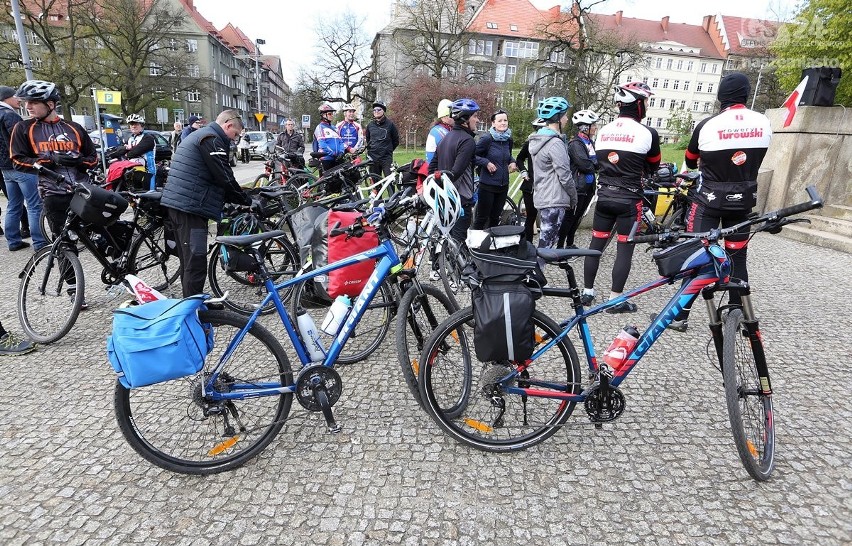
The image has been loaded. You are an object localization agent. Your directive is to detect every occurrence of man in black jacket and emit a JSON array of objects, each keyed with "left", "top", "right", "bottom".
[
  {"left": 161, "top": 109, "right": 250, "bottom": 297},
  {"left": 559, "top": 109, "right": 600, "bottom": 248},
  {"left": 365, "top": 101, "right": 399, "bottom": 178}
]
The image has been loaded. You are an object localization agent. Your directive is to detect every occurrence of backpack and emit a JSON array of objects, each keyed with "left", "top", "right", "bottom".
[
  {"left": 467, "top": 225, "right": 543, "bottom": 362},
  {"left": 311, "top": 209, "right": 379, "bottom": 299},
  {"left": 107, "top": 296, "right": 214, "bottom": 389}
]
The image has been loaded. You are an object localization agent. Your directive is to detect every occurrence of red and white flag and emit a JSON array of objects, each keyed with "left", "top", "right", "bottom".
[{"left": 781, "top": 76, "right": 809, "bottom": 128}]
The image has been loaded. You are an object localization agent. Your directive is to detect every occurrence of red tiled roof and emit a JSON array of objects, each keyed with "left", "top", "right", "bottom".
[
  {"left": 218, "top": 23, "right": 256, "bottom": 53},
  {"left": 588, "top": 12, "right": 725, "bottom": 60},
  {"left": 467, "top": 0, "right": 562, "bottom": 37},
  {"left": 717, "top": 15, "right": 780, "bottom": 56},
  {"left": 178, "top": 0, "right": 218, "bottom": 35}
]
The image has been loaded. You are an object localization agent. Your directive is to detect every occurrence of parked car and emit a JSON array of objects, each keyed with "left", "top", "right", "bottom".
[
  {"left": 246, "top": 131, "right": 275, "bottom": 159},
  {"left": 143, "top": 130, "right": 173, "bottom": 162}
]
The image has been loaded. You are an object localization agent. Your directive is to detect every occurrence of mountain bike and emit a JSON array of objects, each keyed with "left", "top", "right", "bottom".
[
  {"left": 18, "top": 168, "right": 180, "bottom": 344},
  {"left": 417, "top": 186, "right": 824, "bottom": 481},
  {"left": 114, "top": 182, "right": 455, "bottom": 474}
]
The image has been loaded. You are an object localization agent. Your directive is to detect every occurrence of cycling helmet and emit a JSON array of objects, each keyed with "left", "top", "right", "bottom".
[
  {"left": 537, "top": 96, "right": 570, "bottom": 122},
  {"left": 126, "top": 113, "right": 145, "bottom": 124},
  {"left": 531, "top": 117, "right": 546, "bottom": 127},
  {"left": 614, "top": 81, "right": 654, "bottom": 103},
  {"left": 450, "top": 98, "right": 480, "bottom": 121},
  {"left": 341, "top": 103, "right": 355, "bottom": 112},
  {"left": 572, "top": 109, "right": 599, "bottom": 126},
  {"left": 15, "top": 80, "right": 60, "bottom": 102},
  {"left": 422, "top": 172, "right": 462, "bottom": 234},
  {"left": 437, "top": 99, "right": 453, "bottom": 118},
  {"left": 372, "top": 100, "right": 387, "bottom": 112},
  {"left": 318, "top": 103, "right": 336, "bottom": 114}
]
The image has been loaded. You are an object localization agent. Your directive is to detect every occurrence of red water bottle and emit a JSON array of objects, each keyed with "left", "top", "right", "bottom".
[{"left": 603, "top": 325, "right": 641, "bottom": 372}]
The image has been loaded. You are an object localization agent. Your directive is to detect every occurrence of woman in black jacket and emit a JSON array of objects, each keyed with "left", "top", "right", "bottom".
[
  {"left": 471, "top": 109, "right": 517, "bottom": 230},
  {"left": 514, "top": 117, "right": 545, "bottom": 242},
  {"left": 558, "top": 109, "right": 599, "bottom": 248}
]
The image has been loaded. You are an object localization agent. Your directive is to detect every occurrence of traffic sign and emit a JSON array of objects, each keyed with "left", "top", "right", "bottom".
[
  {"left": 254, "top": 113, "right": 265, "bottom": 123},
  {"left": 301, "top": 114, "right": 311, "bottom": 128}
]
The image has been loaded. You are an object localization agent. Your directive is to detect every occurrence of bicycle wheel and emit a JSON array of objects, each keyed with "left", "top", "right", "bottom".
[
  {"left": 722, "top": 308, "right": 775, "bottom": 481},
  {"left": 39, "top": 208, "right": 55, "bottom": 244},
  {"left": 419, "top": 307, "right": 581, "bottom": 452},
  {"left": 127, "top": 224, "right": 181, "bottom": 291},
  {"left": 438, "top": 237, "right": 472, "bottom": 311},
  {"left": 499, "top": 197, "right": 524, "bottom": 226},
  {"left": 207, "top": 236, "right": 300, "bottom": 316},
  {"left": 395, "top": 283, "right": 456, "bottom": 408},
  {"left": 17, "top": 246, "right": 84, "bottom": 344},
  {"left": 114, "top": 309, "right": 294, "bottom": 475},
  {"left": 290, "top": 277, "right": 392, "bottom": 365}
]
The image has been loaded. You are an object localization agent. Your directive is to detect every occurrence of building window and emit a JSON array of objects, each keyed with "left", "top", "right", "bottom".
[
  {"left": 495, "top": 64, "right": 506, "bottom": 83},
  {"left": 703, "top": 102, "right": 711, "bottom": 112},
  {"left": 712, "top": 63, "right": 719, "bottom": 73},
  {"left": 187, "top": 89, "right": 201, "bottom": 102},
  {"left": 190, "top": 111, "right": 202, "bottom": 120},
  {"left": 670, "top": 101, "right": 676, "bottom": 110},
  {"left": 655, "top": 57, "right": 662, "bottom": 69},
  {"left": 486, "top": 22, "right": 497, "bottom": 29},
  {"left": 687, "top": 61, "right": 693, "bottom": 71},
  {"left": 485, "top": 41, "right": 493, "bottom": 56},
  {"left": 690, "top": 120, "right": 696, "bottom": 131},
  {"left": 662, "top": 79, "right": 669, "bottom": 89},
  {"left": 169, "top": 38, "right": 178, "bottom": 51},
  {"left": 676, "top": 59, "right": 683, "bottom": 70},
  {"left": 707, "top": 83, "right": 714, "bottom": 93},
  {"left": 188, "top": 64, "right": 200, "bottom": 78},
  {"left": 510, "top": 24, "right": 518, "bottom": 31},
  {"left": 642, "top": 76, "right": 649, "bottom": 84},
  {"left": 525, "top": 68, "right": 536, "bottom": 85},
  {"left": 150, "top": 63, "right": 162, "bottom": 76},
  {"left": 504, "top": 41, "right": 518, "bottom": 58},
  {"left": 26, "top": 30, "right": 39, "bottom": 45},
  {"left": 655, "top": 118, "right": 662, "bottom": 128},
  {"left": 649, "top": 98, "right": 656, "bottom": 107},
  {"left": 673, "top": 80, "right": 680, "bottom": 90},
  {"left": 186, "top": 39, "right": 198, "bottom": 52},
  {"left": 518, "top": 41, "right": 538, "bottom": 59},
  {"left": 652, "top": 77, "right": 659, "bottom": 88},
  {"left": 696, "top": 82, "right": 703, "bottom": 92},
  {"left": 692, "top": 101, "right": 699, "bottom": 111},
  {"left": 683, "top": 81, "right": 690, "bottom": 91},
  {"left": 646, "top": 117, "right": 653, "bottom": 126},
  {"left": 468, "top": 39, "right": 476, "bottom": 54},
  {"left": 700, "top": 62, "right": 708, "bottom": 72},
  {"left": 666, "top": 59, "right": 673, "bottom": 69},
  {"left": 506, "top": 65, "right": 517, "bottom": 82},
  {"left": 680, "top": 100, "right": 686, "bottom": 109},
  {"left": 549, "top": 50, "right": 565, "bottom": 63},
  {"left": 658, "top": 98, "right": 665, "bottom": 108}
]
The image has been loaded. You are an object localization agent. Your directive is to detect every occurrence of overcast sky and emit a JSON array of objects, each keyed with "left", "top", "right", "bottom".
[{"left": 193, "top": 0, "right": 797, "bottom": 86}]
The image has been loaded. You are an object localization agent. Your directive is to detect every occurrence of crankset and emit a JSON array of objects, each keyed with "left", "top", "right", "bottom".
[
  {"left": 584, "top": 383, "right": 626, "bottom": 424},
  {"left": 295, "top": 365, "right": 343, "bottom": 432}
]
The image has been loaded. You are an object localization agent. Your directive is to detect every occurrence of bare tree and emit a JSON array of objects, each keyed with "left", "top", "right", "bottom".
[{"left": 303, "top": 10, "right": 375, "bottom": 105}]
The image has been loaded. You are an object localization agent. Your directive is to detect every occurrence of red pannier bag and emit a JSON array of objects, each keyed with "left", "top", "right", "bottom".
[{"left": 311, "top": 210, "right": 379, "bottom": 298}]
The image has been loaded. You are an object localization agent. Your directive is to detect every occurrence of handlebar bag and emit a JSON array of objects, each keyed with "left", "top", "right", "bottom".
[
  {"left": 107, "top": 296, "right": 214, "bottom": 389},
  {"left": 70, "top": 182, "right": 129, "bottom": 227},
  {"left": 652, "top": 239, "right": 710, "bottom": 278},
  {"left": 311, "top": 209, "right": 379, "bottom": 299}
]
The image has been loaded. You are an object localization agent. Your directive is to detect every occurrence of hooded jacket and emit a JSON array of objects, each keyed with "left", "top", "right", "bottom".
[
  {"left": 528, "top": 129, "right": 576, "bottom": 210},
  {"left": 428, "top": 123, "right": 477, "bottom": 204}
]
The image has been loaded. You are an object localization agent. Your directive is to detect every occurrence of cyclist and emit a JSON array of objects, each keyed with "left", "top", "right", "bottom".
[
  {"left": 559, "top": 109, "right": 600, "bottom": 248},
  {"left": 123, "top": 113, "right": 157, "bottom": 187},
  {"left": 313, "top": 103, "right": 346, "bottom": 172},
  {"left": 336, "top": 104, "right": 364, "bottom": 154},
  {"left": 276, "top": 118, "right": 305, "bottom": 168},
  {"left": 664, "top": 72, "right": 772, "bottom": 331},
  {"left": 428, "top": 98, "right": 480, "bottom": 243},
  {"left": 365, "top": 100, "right": 400, "bottom": 178},
  {"left": 472, "top": 108, "right": 517, "bottom": 230},
  {"left": 425, "top": 99, "right": 453, "bottom": 163},
  {"left": 514, "top": 118, "right": 546, "bottom": 242},
  {"left": 528, "top": 96, "right": 576, "bottom": 259},
  {"left": 582, "top": 81, "right": 660, "bottom": 313}
]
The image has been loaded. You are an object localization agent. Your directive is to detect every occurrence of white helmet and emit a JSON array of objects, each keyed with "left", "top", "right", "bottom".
[
  {"left": 126, "top": 113, "right": 145, "bottom": 124},
  {"left": 342, "top": 103, "right": 355, "bottom": 112},
  {"left": 437, "top": 99, "right": 453, "bottom": 118},
  {"left": 572, "top": 109, "right": 599, "bottom": 126},
  {"left": 613, "top": 81, "right": 654, "bottom": 104},
  {"left": 422, "top": 172, "right": 461, "bottom": 235}
]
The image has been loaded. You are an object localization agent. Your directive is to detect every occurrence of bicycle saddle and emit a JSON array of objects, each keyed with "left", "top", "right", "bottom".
[
  {"left": 536, "top": 247, "right": 601, "bottom": 263},
  {"left": 676, "top": 171, "right": 701, "bottom": 183},
  {"left": 215, "top": 230, "right": 287, "bottom": 248}
]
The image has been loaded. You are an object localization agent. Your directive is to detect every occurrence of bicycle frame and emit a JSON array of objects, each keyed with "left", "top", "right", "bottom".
[
  {"left": 204, "top": 237, "right": 403, "bottom": 401},
  {"left": 502, "top": 242, "right": 730, "bottom": 401}
]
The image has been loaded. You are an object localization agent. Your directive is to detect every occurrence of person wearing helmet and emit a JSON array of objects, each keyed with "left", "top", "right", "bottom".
[
  {"left": 10, "top": 80, "right": 98, "bottom": 245},
  {"left": 528, "top": 96, "right": 576, "bottom": 260},
  {"left": 428, "top": 98, "right": 481, "bottom": 242},
  {"left": 425, "top": 99, "right": 453, "bottom": 164},
  {"left": 581, "top": 81, "right": 661, "bottom": 313},
  {"left": 123, "top": 113, "right": 157, "bottom": 189},
  {"left": 558, "top": 109, "right": 600, "bottom": 248},
  {"left": 313, "top": 103, "right": 346, "bottom": 172},
  {"left": 514, "top": 117, "right": 546, "bottom": 242},
  {"left": 336, "top": 104, "right": 364, "bottom": 155},
  {"left": 365, "top": 100, "right": 400, "bottom": 178},
  {"left": 472, "top": 109, "right": 517, "bottom": 230}
]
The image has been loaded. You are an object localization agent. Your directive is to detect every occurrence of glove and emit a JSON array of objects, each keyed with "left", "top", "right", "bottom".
[
  {"left": 52, "top": 152, "right": 82, "bottom": 167},
  {"left": 249, "top": 199, "right": 263, "bottom": 213},
  {"left": 367, "top": 205, "right": 386, "bottom": 224}
]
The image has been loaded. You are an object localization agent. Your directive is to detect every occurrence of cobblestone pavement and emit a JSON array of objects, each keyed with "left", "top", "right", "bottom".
[{"left": 0, "top": 200, "right": 850, "bottom": 544}]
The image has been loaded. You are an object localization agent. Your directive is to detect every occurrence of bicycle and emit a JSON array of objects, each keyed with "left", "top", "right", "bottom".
[
  {"left": 417, "top": 186, "right": 824, "bottom": 481},
  {"left": 18, "top": 167, "right": 181, "bottom": 344},
  {"left": 114, "top": 180, "right": 458, "bottom": 474}
]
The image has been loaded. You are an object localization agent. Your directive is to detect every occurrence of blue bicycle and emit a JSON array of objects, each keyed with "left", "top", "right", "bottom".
[{"left": 114, "top": 181, "right": 458, "bottom": 474}]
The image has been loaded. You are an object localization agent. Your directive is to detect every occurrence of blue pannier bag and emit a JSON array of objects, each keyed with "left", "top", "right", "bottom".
[{"left": 107, "top": 296, "right": 214, "bottom": 389}]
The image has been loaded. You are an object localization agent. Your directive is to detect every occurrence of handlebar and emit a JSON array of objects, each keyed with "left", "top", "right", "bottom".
[{"left": 33, "top": 163, "right": 67, "bottom": 184}]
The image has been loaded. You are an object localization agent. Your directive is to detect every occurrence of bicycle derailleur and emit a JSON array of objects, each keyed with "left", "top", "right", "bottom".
[
  {"left": 584, "top": 372, "right": 625, "bottom": 427},
  {"left": 295, "top": 365, "right": 343, "bottom": 433}
]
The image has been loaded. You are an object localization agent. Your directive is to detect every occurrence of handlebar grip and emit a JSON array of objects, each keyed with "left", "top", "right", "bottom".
[
  {"left": 770, "top": 185, "right": 823, "bottom": 219},
  {"left": 629, "top": 233, "right": 664, "bottom": 244},
  {"left": 34, "top": 164, "right": 66, "bottom": 183}
]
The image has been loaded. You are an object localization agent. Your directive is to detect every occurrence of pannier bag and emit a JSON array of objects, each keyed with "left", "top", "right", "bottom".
[
  {"left": 287, "top": 203, "right": 329, "bottom": 263},
  {"left": 652, "top": 239, "right": 710, "bottom": 277},
  {"left": 311, "top": 209, "right": 379, "bottom": 299},
  {"left": 107, "top": 296, "right": 214, "bottom": 389},
  {"left": 70, "top": 183, "right": 129, "bottom": 226},
  {"left": 216, "top": 213, "right": 262, "bottom": 273},
  {"left": 468, "top": 225, "right": 542, "bottom": 362}
]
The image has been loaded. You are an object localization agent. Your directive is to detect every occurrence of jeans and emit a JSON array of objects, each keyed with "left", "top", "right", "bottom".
[
  {"left": 2, "top": 169, "right": 46, "bottom": 249},
  {"left": 168, "top": 207, "right": 209, "bottom": 297}
]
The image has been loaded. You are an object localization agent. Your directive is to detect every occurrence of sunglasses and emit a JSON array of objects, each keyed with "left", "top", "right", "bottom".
[{"left": 223, "top": 116, "right": 242, "bottom": 126}]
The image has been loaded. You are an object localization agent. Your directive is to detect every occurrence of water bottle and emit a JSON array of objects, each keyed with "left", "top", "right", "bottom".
[
  {"left": 405, "top": 218, "right": 417, "bottom": 241},
  {"left": 321, "top": 295, "right": 351, "bottom": 335},
  {"left": 296, "top": 309, "right": 325, "bottom": 362},
  {"left": 602, "top": 325, "right": 641, "bottom": 372}
]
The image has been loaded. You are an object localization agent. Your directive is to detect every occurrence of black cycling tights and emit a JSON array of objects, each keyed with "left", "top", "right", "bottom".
[{"left": 583, "top": 198, "right": 642, "bottom": 293}]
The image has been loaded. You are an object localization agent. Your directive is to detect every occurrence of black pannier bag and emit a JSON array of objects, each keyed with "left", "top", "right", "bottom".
[
  {"left": 468, "top": 225, "right": 543, "bottom": 362},
  {"left": 70, "top": 183, "right": 129, "bottom": 226}
]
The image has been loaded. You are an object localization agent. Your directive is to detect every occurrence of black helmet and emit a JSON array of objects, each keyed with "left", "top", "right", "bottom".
[
  {"left": 372, "top": 101, "right": 387, "bottom": 112},
  {"left": 15, "top": 80, "right": 60, "bottom": 103}
]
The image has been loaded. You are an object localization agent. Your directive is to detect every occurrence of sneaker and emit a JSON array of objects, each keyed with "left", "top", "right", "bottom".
[
  {"left": 580, "top": 294, "right": 595, "bottom": 306},
  {"left": 8, "top": 241, "right": 30, "bottom": 251},
  {"left": 66, "top": 284, "right": 89, "bottom": 311},
  {"left": 429, "top": 270, "right": 441, "bottom": 281},
  {"left": 649, "top": 313, "right": 688, "bottom": 332},
  {"left": 0, "top": 332, "right": 35, "bottom": 356},
  {"left": 606, "top": 301, "right": 638, "bottom": 314}
]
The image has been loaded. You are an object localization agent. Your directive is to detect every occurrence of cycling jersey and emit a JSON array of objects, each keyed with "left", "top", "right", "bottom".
[
  {"left": 336, "top": 120, "right": 364, "bottom": 153},
  {"left": 126, "top": 132, "right": 157, "bottom": 178},
  {"left": 425, "top": 122, "right": 451, "bottom": 163},
  {"left": 312, "top": 121, "right": 345, "bottom": 162},
  {"left": 595, "top": 116, "right": 660, "bottom": 195}
]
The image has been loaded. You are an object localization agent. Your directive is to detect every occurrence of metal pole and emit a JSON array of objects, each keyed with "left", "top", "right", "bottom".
[
  {"left": 10, "top": 0, "right": 34, "bottom": 80},
  {"left": 93, "top": 89, "right": 107, "bottom": 173},
  {"left": 751, "top": 67, "right": 764, "bottom": 110},
  {"left": 255, "top": 41, "right": 262, "bottom": 130}
]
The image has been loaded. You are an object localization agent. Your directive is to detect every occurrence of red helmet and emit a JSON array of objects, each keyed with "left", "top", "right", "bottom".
[
  {"left": 318, "top": 103, "right": 336, "bottom": 114},
  {"left": 614, "top": 81, "right": 654, "bottom": 104}
]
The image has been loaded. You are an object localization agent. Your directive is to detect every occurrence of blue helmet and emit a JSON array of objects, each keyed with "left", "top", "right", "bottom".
[
  {"left": 537, "top": 96, "right": 570, "bottom": 122},
  {"left": 450, "top": 98, "right": 480, "bottom": 121}
]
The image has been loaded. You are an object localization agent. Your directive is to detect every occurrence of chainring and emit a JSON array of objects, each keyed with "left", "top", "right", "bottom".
[
  {"left": 584, "top": 384, "right": 626, "bottom": 423},
  {"left": 295, "top": 365, "right": 343, "bottom": 411}
]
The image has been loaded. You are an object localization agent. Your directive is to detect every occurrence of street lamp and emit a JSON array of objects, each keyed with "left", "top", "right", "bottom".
[
  {"left": 255, "top": 38, "right": 265, "bottom": 130},
  {"left": 10, "top": 0, "right": 34, "bottom": 80}
]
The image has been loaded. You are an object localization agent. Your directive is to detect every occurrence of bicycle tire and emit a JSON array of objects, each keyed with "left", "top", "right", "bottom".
[
  {"left": 127, "top": 224, "right": 181, "bottom": 292},
  {"left": 290, "top": 276, "right": 392, "bottom": 365},
  {"left": 722, "top": 308, "right": 775, "bottom": 481},
  {"left": 394, "top": 283, "right": 456, "bottom": 408},
  {"left": 17, "top": 246, "right": 84, "bottom": 344},
  {"left": 438, "top": 237, "right": 471, "bottom": 311},
  {"left": 419, "top": 307, "right": 582, "bottom": 452},
  {"left": 207, "top": 236, "right": 300, "bottom": 316},
  {"left": 39, "top": 208, "right": 55, "bottom": 244},
  {"left": 114, "top": 309, "right": 294, "bottom": 475},
  {"left": 499, "top": 197, "right": 524, "bottom": 227}
]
